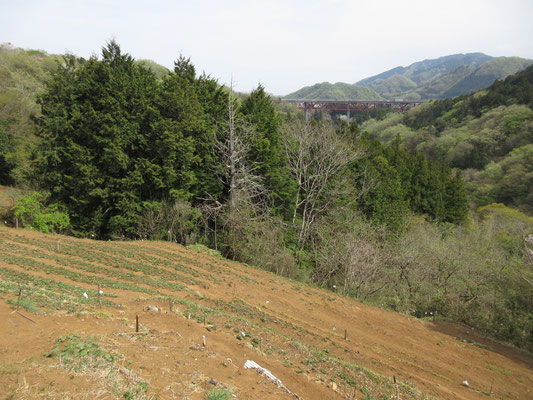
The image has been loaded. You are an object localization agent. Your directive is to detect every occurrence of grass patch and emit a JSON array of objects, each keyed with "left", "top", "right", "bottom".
[
  {"left": 45, "top": 333, "right": 152, "bottom": 399},
  {"left": 205, "top": 388, "right": 232, "bottom": 400},
  {"left": 7, "top": 296, "right": 39, "bottom": 313},
  {"left": 44, "top": 333, "right": 117, "bottom": 366},
  {"left": 187, "top": 243, "right": 223, "bottom": 259},
  {"left": 485, "top": 363, "right": 511, "bottom": 376}
]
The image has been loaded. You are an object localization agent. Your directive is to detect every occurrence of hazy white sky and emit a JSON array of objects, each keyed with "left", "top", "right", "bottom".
[{"left": 2, "top": 0, "right": 532, "bottom": 95}]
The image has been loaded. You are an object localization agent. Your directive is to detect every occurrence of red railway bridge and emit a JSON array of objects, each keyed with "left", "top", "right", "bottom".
[{"left": 284, "top": 99, "right": 424, "bottom": 121}]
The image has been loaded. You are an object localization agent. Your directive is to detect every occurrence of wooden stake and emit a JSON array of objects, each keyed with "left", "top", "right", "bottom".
[
  {"left": 15, "top": 217, "right": 18, "bottom": 229},
  {"left": 489, "top": 379, "right": 494, "bottom": 396},
  {"left": 344, "top": 328, "right": 347, "bottom": 340},
  {"left": 136, "top": 314, "right": 139, "bottom": 333},
  {"left": 16, "top": 287, "right": 22, "bottom": 310},
  {"left": 56, "top": 239, "right": 61, "bottom": 252},
  {"left": 169, "top": 299, "right": 173, "bottom": 313},
  {"left": 17, "top": 311, "right": 36, "bottom": 323},
  {"left": 394, "top": 375, "right": 399, "bottom": 400},
  {"left": 202, "top": 335, "right": 206, "bottom": 347},
  {"left": 97, "top": 283, "right": 101, "bottom": 309}
]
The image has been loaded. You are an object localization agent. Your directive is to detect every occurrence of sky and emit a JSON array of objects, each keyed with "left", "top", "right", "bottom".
[{"left": 1, "top": 0, "right": 533, "bottom": 95}]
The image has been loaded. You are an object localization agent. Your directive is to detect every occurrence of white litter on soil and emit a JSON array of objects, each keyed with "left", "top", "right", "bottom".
[{"left": 244, "top": 360, "right": 302, "bottom": 399}]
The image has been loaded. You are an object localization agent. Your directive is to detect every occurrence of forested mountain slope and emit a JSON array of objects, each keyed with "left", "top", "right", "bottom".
[
  {"left": 284, "top": 82, "right": 383, "bottom": 100},
  {"left": 285, "top": 53, "right": 532, "bottom": 100},
  {"left": 0, "top": 44, "right": 61, "bottom": 184},
  {"left": 361, "top": 65, "right": 533, "bottom": 214},
  {"left": 357, "top": 53, "right": 493, "bottom": 87}
]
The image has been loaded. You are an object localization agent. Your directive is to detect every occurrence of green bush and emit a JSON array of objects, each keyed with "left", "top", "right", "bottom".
[{"left": 13, "top": 192, "right": 70, "bottom": 233}]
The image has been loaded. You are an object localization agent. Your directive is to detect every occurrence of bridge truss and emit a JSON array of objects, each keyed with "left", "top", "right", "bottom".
[{"left": 284, "top": 99, "right": 424, "bottom": 121}]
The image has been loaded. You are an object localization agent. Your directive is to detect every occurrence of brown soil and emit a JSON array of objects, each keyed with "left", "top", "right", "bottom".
[{"left": 0, "top": 226, "right": 531, "bottom": 399}]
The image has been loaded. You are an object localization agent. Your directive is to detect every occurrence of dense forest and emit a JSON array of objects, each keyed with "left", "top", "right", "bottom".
[{"left": 1, "top": 42, "right": 532, "bottom": 351}]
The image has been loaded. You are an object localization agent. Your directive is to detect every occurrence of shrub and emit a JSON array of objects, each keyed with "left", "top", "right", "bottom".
[{"left": 13, "top": 192, "right": 70, "bottom": 233}]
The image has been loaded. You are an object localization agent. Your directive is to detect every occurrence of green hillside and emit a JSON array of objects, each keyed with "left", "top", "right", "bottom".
[
  {"left": 443, "top": 56, "right": 533, "bottom": 97},
  {"left": 359, "top": 54, "right": 533, "bottom": 100},
  {"left": 284, "top": 82, "right": 383, "bottom": 100},
  {"left": 371, "top": 74, "right": 418, "bottom": 99},
  {"left": 0, "top": 44, "right": 62, "bottom": 184},
  {"left": 361, "top": 65, "right": 533, "bottom": 214},
  {"left": 360, "top": 53, "right": 491, "bottom": 85},
  {"left": 285, "top": 53, "right": 532, "bottom": 101},
  {"left": 400, "top": 64, "right": 477, "bottom": 100},
  {"left": 135, "top": 59, "right": 170, "bottom": 80}
]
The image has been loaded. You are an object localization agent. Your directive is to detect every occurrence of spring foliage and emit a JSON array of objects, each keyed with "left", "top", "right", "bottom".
[{"left": 2, "top": 42, "right": 531, "bottom": 350}]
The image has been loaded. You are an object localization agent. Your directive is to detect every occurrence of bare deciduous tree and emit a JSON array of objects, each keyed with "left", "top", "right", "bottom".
[
  {"left": 311, "top": 213, "right": 390, "bottom": 299},
  {"left": 283, "top": 120, "right": 364, "bottom": 263},
  {"left": 214, "top": 87, "right": 266, "bottom": 213},
  {"left": 135, "top": 207, "right": 163, "bottom": 239},
  {"left": 202, "top": 86, "right": 267, "bottom": 252}
]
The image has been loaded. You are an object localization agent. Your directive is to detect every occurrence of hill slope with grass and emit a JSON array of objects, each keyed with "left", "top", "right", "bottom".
[
  {"left": 0, "top": 225, "right": 531, "bottom": 400},
  {"left": 284, "top": 82, "right": 383, "bottom": 100}
]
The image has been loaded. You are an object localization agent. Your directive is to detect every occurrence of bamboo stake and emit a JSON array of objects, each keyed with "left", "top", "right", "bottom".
[
  {"left": 97, "top": 283, "right": 101, "bottom": 309},
  {"left": 17, "top": 311, "right": 36, "bottom": 323},
  {"left": 16, "top": 287, "right": 22, "bottom": 310}
]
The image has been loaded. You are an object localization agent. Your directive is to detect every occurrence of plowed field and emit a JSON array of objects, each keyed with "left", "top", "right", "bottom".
[{"left": 0, "top": 225, "right": 531, "bottom": 399}]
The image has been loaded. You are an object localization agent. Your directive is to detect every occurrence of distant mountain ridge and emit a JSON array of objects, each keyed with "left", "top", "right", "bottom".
[
  {"left": 284, "top": 82, "right": 383, "bottom": 100},
  {"left": 357, "top": 53, "right": 492, "bottom": 87},
  {"left": 285, "top": 53, "right": 533, "bottom": 100}
]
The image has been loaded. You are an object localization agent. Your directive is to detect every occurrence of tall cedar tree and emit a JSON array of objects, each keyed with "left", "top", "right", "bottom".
[
  {"left": 355, "top": 136, "right": 409, "bottom": 231},
  {"left": 36, "top": 42, "right": 216, "bottom": 237},
  {"left": 356, "top": 134, "right": 468, "bottom": 225},
  {"left": 240, "top": 85, "right": 296, "bottom": 218}
]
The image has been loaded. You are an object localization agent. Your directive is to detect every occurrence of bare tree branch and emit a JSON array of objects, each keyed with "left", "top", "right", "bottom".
[{"left": 283, "top": 120, "right": 364, "bottom": 262}]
